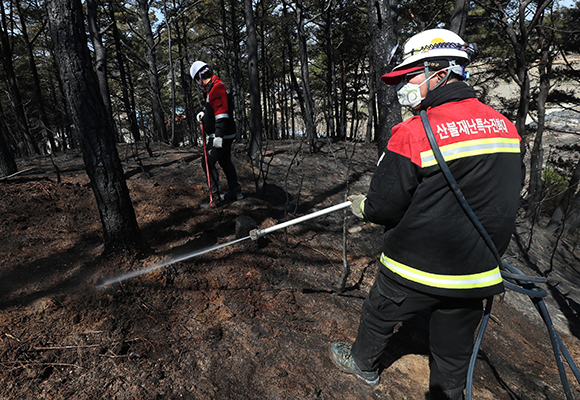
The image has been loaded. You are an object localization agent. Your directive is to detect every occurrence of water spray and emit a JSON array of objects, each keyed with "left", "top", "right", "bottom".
[{"left": 97, "top": 201, "right": 352, "bottom": 288}]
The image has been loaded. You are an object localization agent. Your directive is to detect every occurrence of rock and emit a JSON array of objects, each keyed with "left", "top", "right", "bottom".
[{"left": 235, "top": 215, "right": 257, "bottom": 238}]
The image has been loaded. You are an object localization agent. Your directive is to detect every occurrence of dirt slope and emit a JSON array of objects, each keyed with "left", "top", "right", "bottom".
[{"left": 1, "top": 141, "right": 579, "bottom": 400}]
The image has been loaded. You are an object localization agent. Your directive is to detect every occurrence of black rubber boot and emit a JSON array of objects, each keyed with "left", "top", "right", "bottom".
[{"left": 429, "top": 385, "right": 464, "bottom": 400}]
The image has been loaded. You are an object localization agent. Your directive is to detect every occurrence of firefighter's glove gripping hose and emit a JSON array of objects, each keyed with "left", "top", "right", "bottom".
[{"left": 348, "top": 194, "right": 366, "bottom": 220}]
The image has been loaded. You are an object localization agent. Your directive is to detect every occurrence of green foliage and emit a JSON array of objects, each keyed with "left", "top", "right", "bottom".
[
  {"left": 555, "top": 1, "right": 580, "bottom": 53},
  {"left": 543, "top": 164, "right": 570, "bottom": 193}
]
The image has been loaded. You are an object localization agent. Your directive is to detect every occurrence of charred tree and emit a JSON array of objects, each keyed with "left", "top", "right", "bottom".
[
  {"left": 109, "top": 5, "right": 141, "bottom": 143},
  {"left": 14, "top": 1, "right": 57, "bottom": 154},
  {"left": 173, "top": 8, "right": 196, "bottom": 146},
  {"left": 162, "top": 3, "right": 178, "bottom": 148},
  {"left": 295, "top": 0, "right": 318, "bottom": 153},
  {"left": 526, "top": 23, "right": 554, "bottom": 222},
  {"left": 229, "top": 0, "right": 246, "bottom": 142},
  {"left": 489, "top": 0, "right": 553, "bottom": 140},
  {"left": 450, "top": 0, "right": 468, "bottom": 37},
  {"left": 243, "top": 0, "right": 264, "bottom": 193},
  {"left": 324, "top": 2, "right": 337, "bottom": 139},
  {"left": 0, "top": 0, "right": 39, "bottom": 156},
  {"left": 0, "top": 111, "right": 17, "bottom": 177},
  {"left": 282, "top": 1, "right": 306, "bottom": 141},
  {"left": 367, "top": 0, "right": 401, "bottom": 157},
  {"left": 136, "top": 0, "right": 167, "bottom": 143},
  {"left": 86, "top": 0, "right": 116, "bottom": 141},
  {"left": 46, "top": 0, "right": 143, "bottom": 255}
]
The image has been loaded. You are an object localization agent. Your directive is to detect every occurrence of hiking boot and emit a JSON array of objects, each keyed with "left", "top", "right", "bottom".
[
  {"left": 329, "top": 342, "right": 379, "bottom": 387},
  {"left": 222, "top": 190, "right": 244, "bottom": 202}
]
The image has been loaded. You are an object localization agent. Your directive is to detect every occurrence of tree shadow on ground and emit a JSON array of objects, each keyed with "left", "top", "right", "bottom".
[
  {"left": 0, "top": 202, "right": 225, "bottom": 311},
  {"left": 0, "top": 228, "right": 224, "bottom": 312},
  {"left": 295, "top": 169, "right": 375, "bottom": 215},
  {"left": 0, "top": 191, "right": 284, "bottom": 311},
  {"left": 123, "top": 153, "right": 201, "bottom": 180},
  {"left": 0, "top": 233, "right": 103, "bottom": 310}
]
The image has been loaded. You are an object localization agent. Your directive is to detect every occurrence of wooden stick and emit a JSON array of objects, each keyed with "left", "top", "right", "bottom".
[{"left": 0, "top": 167, "right": 34, "bottom": 181}]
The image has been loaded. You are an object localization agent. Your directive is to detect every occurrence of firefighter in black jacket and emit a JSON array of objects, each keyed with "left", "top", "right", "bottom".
[
  {"left": 329, "top": 29, "right": 522, "bottom": 400},
  {"left": 190, "top": 61, "right": 242, "bottom": 208}
]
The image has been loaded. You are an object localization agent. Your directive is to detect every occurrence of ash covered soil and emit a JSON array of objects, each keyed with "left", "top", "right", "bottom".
[{"left": 1, "top": 139, "right": 580, "bottom": 400}]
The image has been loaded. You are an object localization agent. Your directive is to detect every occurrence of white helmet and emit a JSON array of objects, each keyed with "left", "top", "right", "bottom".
[
  {"left": 382, "top": 29, "right": 476, "bottom": 85},
  {"left": 190, "top": 61, "right": 211, "bottom": 85}
]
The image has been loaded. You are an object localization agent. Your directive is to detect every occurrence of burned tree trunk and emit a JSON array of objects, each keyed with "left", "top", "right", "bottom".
[
  {"left": 0, "top": 0, "right": 39, "bottom": 156},
  {"left": 243, "top": 0, "right": 264, "bottom": 193},
  {"left": 450, "top": 0, "right": 468, "bottom": 37},
  {"left": 109, "top": 5, "right": 141, "bottom": 143},
  {"left": 15, "top": 1, "right": 58, "bottom": 154},
  {"left": 0, "top": 124, "right": 17, "bottom": 177},
  {"left": 46, "top": 0, "right": 143, "bottom": 255},
  {"left": 368, "top": 0, "right": 401, "bottom": 157},
  {"left": 526, "top": 24, "right": 553, "bottom": 222},
  {"left": 86, "top": 0, "right": 116, "bottom": 140},
  {"left": 295, "top": 0, "right": 318, "bottom": 153},
  {"left": 137, "top": 0, "right": 168, "bottom": 143}
]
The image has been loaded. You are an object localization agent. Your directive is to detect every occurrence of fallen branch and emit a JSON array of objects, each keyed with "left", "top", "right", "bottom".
[
  {"left": 3, "top": 332, "right": 20, "bottom": 341},
  {"left": 0, "top": 167, "right": 34, "bottom": 181}
]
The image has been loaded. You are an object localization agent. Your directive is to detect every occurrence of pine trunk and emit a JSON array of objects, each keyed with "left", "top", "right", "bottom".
[
  {"left": 367, "top": 0, "right": 401, "bottom": 157},
  {"left": 46, "top": 0, "right": 143, "bottom": 254}
]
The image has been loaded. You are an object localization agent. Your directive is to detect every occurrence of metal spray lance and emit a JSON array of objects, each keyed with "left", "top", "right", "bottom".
[{"left": 97, "top": 201, "right": 352, "bottom": 287}]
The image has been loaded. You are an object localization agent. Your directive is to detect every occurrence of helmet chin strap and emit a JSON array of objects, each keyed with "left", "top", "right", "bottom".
[{"left": 424, "top": 60, "right": 461, "bottom": 92}]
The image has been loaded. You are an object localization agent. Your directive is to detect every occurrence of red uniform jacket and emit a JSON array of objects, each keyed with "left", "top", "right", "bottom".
[{"left": 363, "top": 82, "right": 522, "bottom": 298}]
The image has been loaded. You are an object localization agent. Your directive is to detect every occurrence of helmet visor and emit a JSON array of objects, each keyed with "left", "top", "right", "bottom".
[{"left": 382, "top": 65, "right": 424, "bottom": 86}]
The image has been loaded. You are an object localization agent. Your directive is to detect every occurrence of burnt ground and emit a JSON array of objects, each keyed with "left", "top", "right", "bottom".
[{"left": 1, "top": 138, "right": 580, "bottom": 400}]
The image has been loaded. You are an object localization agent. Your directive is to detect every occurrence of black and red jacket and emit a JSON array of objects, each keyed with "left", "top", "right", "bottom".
[
  {"left": 362, "top": 81, "right": 522, "bottom": 298},
  {"left": 202, "top": 75, "right": 236, "bottom": 140}
]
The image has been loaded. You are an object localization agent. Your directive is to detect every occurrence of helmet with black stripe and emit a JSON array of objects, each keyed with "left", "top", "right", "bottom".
[{"left": 382, "top": 29, "right": 477, "bottom": 86}]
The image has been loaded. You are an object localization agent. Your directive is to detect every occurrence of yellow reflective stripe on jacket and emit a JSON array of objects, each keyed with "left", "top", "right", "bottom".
[
  {"left": 420, "top": 138, "right": 520, "bottom": 168},
  {"left": 380, "top": 253, "right": 503, "bottom": 289}
]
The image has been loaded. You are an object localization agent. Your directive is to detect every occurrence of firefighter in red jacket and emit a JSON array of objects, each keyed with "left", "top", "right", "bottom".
[
  {"left": 190, "top": 61, "right": 242, "bottom": 208},
  {"left": 329, "top": 29, "right": 522, "bottom": 399}
]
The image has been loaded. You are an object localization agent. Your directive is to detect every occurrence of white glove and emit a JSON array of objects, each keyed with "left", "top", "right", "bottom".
[
  {"left": 213, "top": 137, "right": 223, "bottom": 149},
  {"left": 349, "top": 194, "right": 367, "bottom": 219},
  {"left": 196, "top": 111, "right": 204, "bottom": 124}
]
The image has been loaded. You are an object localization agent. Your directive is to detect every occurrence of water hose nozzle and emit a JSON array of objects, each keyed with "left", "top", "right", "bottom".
[
  {"left": 248, "top": 201, "right": 351, "bottom": 241},
  {"left": 249, "top": 229, "right": 264, "bottom": 241}
]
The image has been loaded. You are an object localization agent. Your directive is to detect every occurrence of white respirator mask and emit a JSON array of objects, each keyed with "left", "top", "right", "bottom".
[
  {"left": 396, "top": 80, "right": 426, "bottom": 109},
  {"left": 396, "top": 66, "right": 458, "bottom": 109}
]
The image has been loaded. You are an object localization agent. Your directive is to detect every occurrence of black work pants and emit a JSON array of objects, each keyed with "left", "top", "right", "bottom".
[
  {"left": 351, "top": 269, "right": 484, "bottom": 400},
  {"left": 201, "top": 138, "right": 240, "bottom": 198}
]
